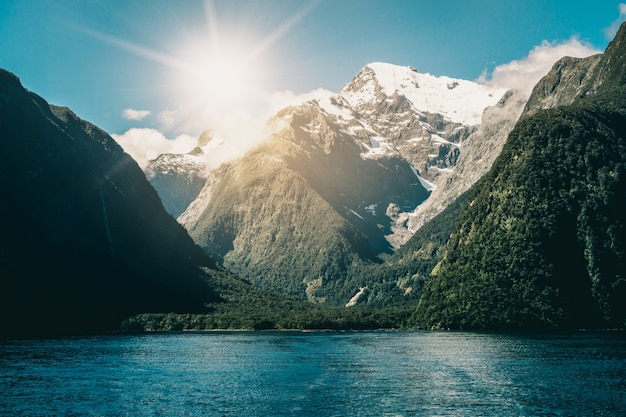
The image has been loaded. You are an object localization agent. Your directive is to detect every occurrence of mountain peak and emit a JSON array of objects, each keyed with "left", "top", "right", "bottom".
[
  {"left": 341, "top": 62, "right": 506, "bottom": 125},
  {"left": 0, "top": 68, "right": 21, "bottom": 89},
  {"left": 197, "top": 129, "right": 214, "bottom": 148}
]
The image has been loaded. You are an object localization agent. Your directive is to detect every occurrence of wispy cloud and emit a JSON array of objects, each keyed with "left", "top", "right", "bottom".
[
  {"left": 268, "top": 88, "right": 334, "bottom": 114},
  {"left": 157, "top": 109, "right": 178, "bottom": 128},
  {"left": 112, "top": 128, "right": 196, "bottom": 169},
  {"left": 122, "top": 108, "right": 151, "bottom": 121},
  {"left": 481, "top": 37, "right": 600, "bottom": 95},
  {"left": 604, "top": 3, "right": 626, "bottom": 40},
  {"left": 71, "top": 2, "right": 323, "bottom": 174}
]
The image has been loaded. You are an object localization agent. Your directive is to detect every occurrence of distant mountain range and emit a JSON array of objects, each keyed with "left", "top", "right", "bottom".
[
  {"left": 150, "top": 24, "right": 626, "bottom": 329},
  {"left": 145, "top": 130, "right": 217, "bottom": 218}
]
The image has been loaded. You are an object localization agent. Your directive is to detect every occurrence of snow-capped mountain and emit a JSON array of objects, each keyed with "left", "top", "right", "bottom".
[
  {"left": 146, "top": 130, "right": 223, "bottom": 218},
  {"left": 408, "top": 88, "right": 529, "bottom": 232},
  {"left": 252, "top": 62, "right": 510, "bottom": 246},
  {"left": 342, "top": 62, "right": 503, "bottom": 125},
  {"left": 177, "top": 62, "right": 511, "bottom": 303},
  {"left": 339, "top": 63, "right": 506, "bottom": 182}
]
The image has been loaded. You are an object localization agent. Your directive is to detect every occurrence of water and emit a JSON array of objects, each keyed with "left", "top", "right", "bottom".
[{"left": 1, "top": 331, "right": 625, "bottom": 416}]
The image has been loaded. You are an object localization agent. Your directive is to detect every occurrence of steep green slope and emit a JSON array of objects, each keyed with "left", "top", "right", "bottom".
[
  {"left": 341, "top": 190, "right": 469, "bottom": 307},
  {"left": 414, "top": 99, "right": 626, "bottom": 329},
  {"left": 413, "top": 23, "right": 626, "bottom": 330}
]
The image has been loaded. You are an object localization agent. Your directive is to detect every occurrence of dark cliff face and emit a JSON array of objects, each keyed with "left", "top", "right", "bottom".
[
  {"left": 0, "top": 69, "right": 218, "bottom": 337},
  {"left": 413, "top": 23, "right": 626, "bottom": 330}
]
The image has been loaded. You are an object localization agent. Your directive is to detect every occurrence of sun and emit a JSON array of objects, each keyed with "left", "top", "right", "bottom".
[
  {"left": 175, "top": 38, "right": 265, "bottom": 110},
  {"left": 78, "top": 0, "right": 318, "bottom": 138},
  {"left": 162, "top": 0, "right": 319, "bottom": 136}
]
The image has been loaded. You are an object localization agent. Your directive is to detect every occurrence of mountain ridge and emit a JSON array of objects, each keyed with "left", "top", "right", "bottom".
[{"left": 177, "top": 63, "right": 510, "bottom": 304}]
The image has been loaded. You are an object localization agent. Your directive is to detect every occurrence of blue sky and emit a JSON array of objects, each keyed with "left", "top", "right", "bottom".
[{"left": 1, "top": 0, "right": 626, "bottom": 161}]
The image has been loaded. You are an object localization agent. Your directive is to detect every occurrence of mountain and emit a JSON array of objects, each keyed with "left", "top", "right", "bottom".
[
  {"left": 338, "top": 63, "right": 512, "bottom": 242},
  {"left": 408, "top": 88, "right": 528, "bottom": 232},
  {"left": 0, "top": 69, "right": 254, "bottom": 337},
  {"left": 145, "top": 130, "right": 218, "bottom": 218},
  {"left": 179, "top": 63, "right": 506, "bottom": 303},
  {"left": 413, "top": 23, "right": 626, "bottom": 330}
]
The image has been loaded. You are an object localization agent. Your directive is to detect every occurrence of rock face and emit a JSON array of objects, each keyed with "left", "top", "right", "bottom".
[
  {"left": 522, "top": 54, "right": 603, "bottom": 117},
  {"left": 0, "top": 69, "right": 224, "bottom": 336},
  {"left": 408, "top": 88, "right": 529, "bottom": 232},
  {"left": 413, "top": 22, "right": 626, "bottom": 330},
  {"left": 179, "top": 63, "right": 507, "bottom": 303},
  {"left": 339, "top": 63, "right": 505, "bottom": 183},
  {"left": 146, "top": 131, "right": 218, "bottom": 218}
]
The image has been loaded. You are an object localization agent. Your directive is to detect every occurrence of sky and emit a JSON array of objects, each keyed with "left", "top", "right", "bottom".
[{"left": 1, "top": 0, "right": 626, "bottom": 167}]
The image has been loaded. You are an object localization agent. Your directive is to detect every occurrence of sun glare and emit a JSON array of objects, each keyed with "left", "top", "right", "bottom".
[
  {"left": 80, "top": 0, "right": 318, "bottom": 140},
  {"left": 177, "top": 39, "right": 264, "bottom": 110}
]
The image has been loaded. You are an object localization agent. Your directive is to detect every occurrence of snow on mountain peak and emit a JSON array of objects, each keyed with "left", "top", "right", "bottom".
[{"left": 341, "top": 62, "right": 507, "bottom": 126}]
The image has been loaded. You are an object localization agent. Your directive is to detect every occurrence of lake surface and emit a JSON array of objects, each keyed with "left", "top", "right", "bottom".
[{"left": 1, "top": 331, "right": 625, "bottom": 416}]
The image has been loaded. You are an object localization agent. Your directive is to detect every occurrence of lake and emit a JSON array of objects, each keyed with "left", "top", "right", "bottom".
[{"left": 1, "top": 331, "right": 625, "bottom": 416}]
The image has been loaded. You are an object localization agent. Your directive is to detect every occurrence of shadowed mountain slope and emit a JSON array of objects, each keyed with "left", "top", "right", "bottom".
[{"left": 0, "top": 69, "right": 243, "bottom": 336}]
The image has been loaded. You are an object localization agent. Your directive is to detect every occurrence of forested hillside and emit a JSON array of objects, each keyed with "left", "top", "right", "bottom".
[{"left": 413, "top": 24, "right": 626, "bottom": 329}]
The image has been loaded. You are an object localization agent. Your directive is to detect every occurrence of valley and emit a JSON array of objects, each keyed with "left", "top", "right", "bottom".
[{"left": 2, "top": 22, "right": 626, "bottom": 335}]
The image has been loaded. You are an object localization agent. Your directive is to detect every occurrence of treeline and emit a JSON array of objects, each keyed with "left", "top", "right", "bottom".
[
  {"left": 330, "top": 190, "right": 469, "bottom": 308},
  {"left": 118, "top": 265, "right": 416, "bottom": 332},
  {"left": 120, "top": 304, "right": 416, "bottom": 332}
]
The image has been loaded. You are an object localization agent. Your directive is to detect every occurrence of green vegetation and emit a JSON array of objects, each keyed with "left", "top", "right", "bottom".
[
  {"left": 121, "top": 268, "right": 415, "bottom": 331},
  {"left": 412, "top": 24, "right": 626, "bottom": 330},
  {"left": 184, "top": 148, "right": 369, "bottom": 302},
  {"left": 413, "top": 91, "right": 626, "bottom": 329},
  {"left": 334, "top": 190, "right": 469, "bottom": 307},
  {"left": 6, "top": 24, "right": 626, "bottom": 337},
  {"left": 184, "top": 108, "right": 428, "bottom": 305},
  {"left": 120, "top": 306, "right": 415, "bottom": 332}
]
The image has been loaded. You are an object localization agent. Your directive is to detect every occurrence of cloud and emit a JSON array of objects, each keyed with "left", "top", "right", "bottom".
[
  {"left": 268, "top": 88, "right": 334, "bottom": 114},
  {"left": 143, "top": 88, "right": 335, "bottom": 174},
  {"left": 108, "top": 87, "right": 336, "bottom": 178},
  {"left": 157, "top": 109, "right": 178, "bottom": 128},
  {"left": 482, "top": 37, "right": 600, "bottom": 95},
  {"left": 122, "top": 108, "right": 151, "bottom": 121},
  {"left": 111, "top": 128, "right": 196, "bottom": 169},
  {"left": 604, "top": 3, "right": 626, "bottom": 40}
]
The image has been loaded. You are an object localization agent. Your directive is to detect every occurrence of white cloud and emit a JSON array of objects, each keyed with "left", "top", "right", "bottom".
[
  {"left": 157, "top": 109, "right": 178, "bottom": 128},
  {"left": 268, "top": 88, "right": 334, "bottom": 114},
  {"left": 111, "top": 128, "right": 196, "bottom": 169},
  {"left": 604, "top": 3, "right": 626, "bottom": 40},
  {"left": 114, "top": 38, "right": 602, "bottom": 176},
  {"left": 482, "top": 38, "right": 600, "bottom": 95},
  {"left": 122, "top": 108, "right": 151, "bottom": 121},
  {"left": 141, "top": 88, "right": 335, "bottom": 175}
]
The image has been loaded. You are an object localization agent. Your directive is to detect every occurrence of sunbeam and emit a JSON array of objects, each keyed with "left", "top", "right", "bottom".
[{"left": 71, "top": 0, "right": 320, "bottom": 141}]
